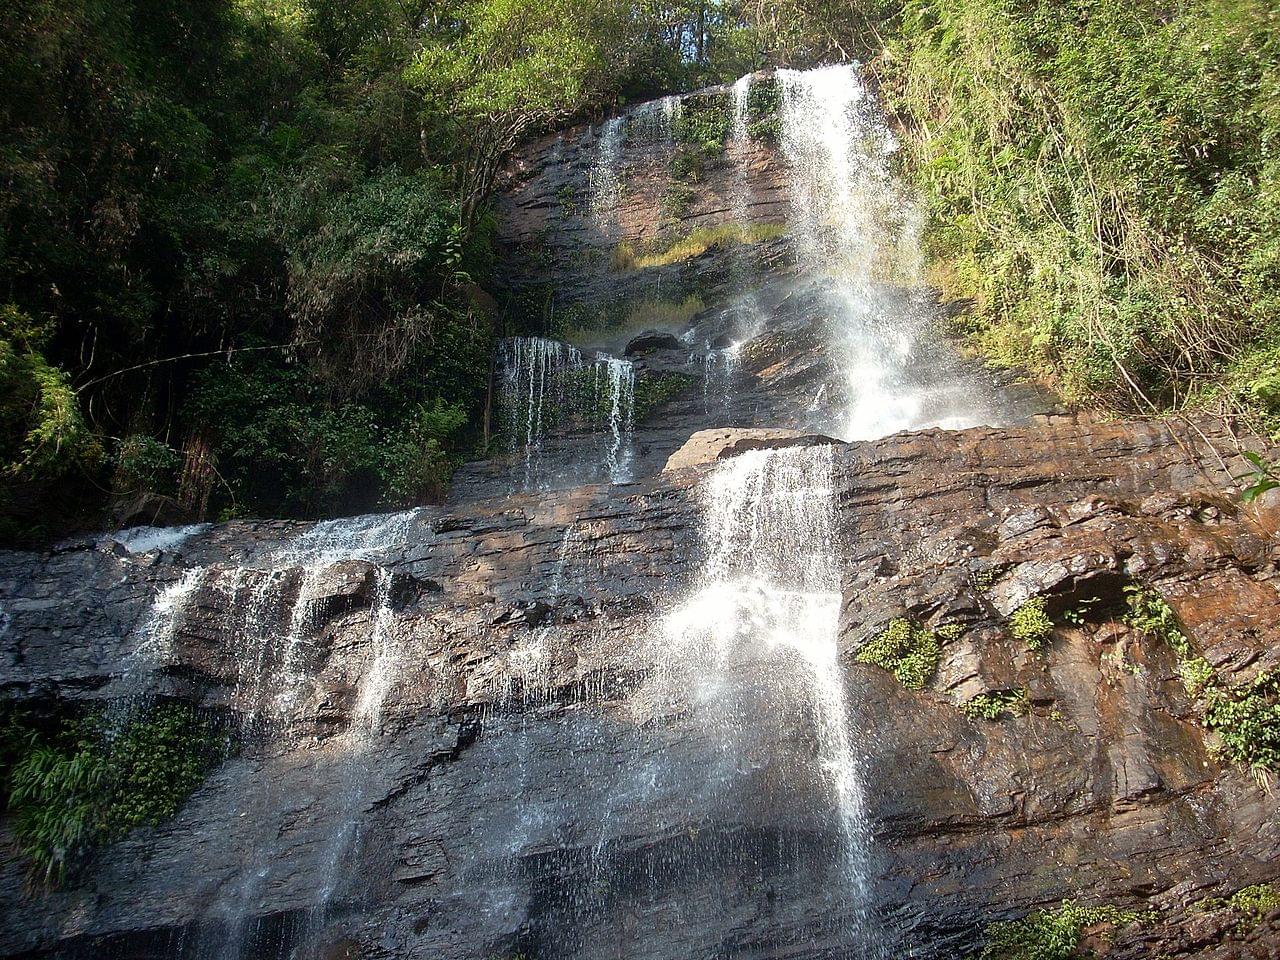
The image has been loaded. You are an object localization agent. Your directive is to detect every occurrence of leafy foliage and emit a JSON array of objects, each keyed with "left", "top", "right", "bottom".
[
  {"left": 980, "top": 900, "right": 1143, "bottom": 960},
  {"left": 964, "top": 688, "right": 1030, "bottom": 721},
  {"left": 1008, "top": 597, "right": 1053, "bottom": 650},
  {"left": 3, "top": 703, "right": 230, "bottom": 885},
  {"left": 889, "top": 0, "right": 1280, "bottom": 421},
  {"left": 1124, "top": 584, "right": 1212, "bottom": 696},
  {"left": 855, "top": 617, "right": 947, "bottom": 690},
  {"left": 1203, "top": 671, "right": 1280, "bottom": 774},
  {"left": 1125, "top": 583, "right": 1280, "bottom": 773},
  {"left": 1235, "top": 451, "right": 1279, "bottom": 504}
]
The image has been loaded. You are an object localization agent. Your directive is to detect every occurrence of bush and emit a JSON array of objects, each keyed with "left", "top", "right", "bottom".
[
  {"left": 964, "top": 688, "right": 1030, "bottom": 721},
  {"left": 112, "top": 435, "right": 182, "bottom": 496},
  {"left": 1009, "top": 597, "right": 1053, "bottom": 650},
  {"left": 1203, "top": 671, "right": 1280, "bottom": 774},
  {"left": 4, "top": 703, "right": 230, "bottom": 885},
  {"left": 855, "top": 618, "right": 946, "bottom": 690},
  {"left": 892, "top": 0, "right": 1280, "bottom": 416},
  {"left": 981, "top": 900, "right": 1142, "bottom": 960}
]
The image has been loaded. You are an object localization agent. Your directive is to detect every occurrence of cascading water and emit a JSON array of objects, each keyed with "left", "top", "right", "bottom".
[
  {"left": 497, "top": 336, "right": 636, "bottom": 488},
  {"left": 498, "top": 336, "right": 584, "bottom": 488},
  {"left": 588, "top": 116, "right": 625, "bottom": 229},
  {"left": 47, "top": 64, "right": 1046, "bottom": 960},
  {"left": 105, "top": 511, "right": 422, "bottom": 958},
  {"left": 631, "top": 94, "right": 681, "bottom": 145},
  {"left": 595, "top": 356, "right": 635, "bottom": 483},
  {"left": 641, "top": 444, "right": 882, "bottom": 956},
  {"left": 777, "top": 64, "right": 996, "bottom": 439}
]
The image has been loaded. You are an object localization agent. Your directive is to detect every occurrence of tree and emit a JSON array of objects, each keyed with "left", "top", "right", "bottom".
[{"left": 406, "top": 0, "right": 636, "bottom": 227}]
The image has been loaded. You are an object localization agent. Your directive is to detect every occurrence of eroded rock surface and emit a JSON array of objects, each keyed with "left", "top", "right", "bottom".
[{"left": 2, "top": 414, "right": 1277, "bottom": 959}]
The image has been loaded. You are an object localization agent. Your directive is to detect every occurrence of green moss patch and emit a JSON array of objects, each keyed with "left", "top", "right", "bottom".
[
  {"left": 855, "top": 618, "right": 953, "bottom": 690},
  {"left": 3, "top": 702, "right": 231, "bottom": 886},
  {"left": 612, "top": 223, "right": 787, "bottom": 271}
]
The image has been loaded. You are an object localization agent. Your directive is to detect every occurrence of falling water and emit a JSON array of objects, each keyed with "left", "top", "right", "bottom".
[
  {"left": 108, "top": 522, "right": 210, "bottom": 554},
  {"left": 631, "top": 94, "right": 682, "bottom": 145},
  {"left": 595, "top": 356, "right": 635, "bottom": 483},
  {"left": 612, "top": 444, "right": 883, "bottom": 956},
  {"left": 777, "top": 64, "right": 994, "bottom": 440},
  {"left": 497, "top": 336, "right": 635, "bottom": 489},
  {"left": 498, "top": 336, "right": 585, "bottom": 487},
  {"left": 588, "top": 116, "right": 625, "bottom": 228}
]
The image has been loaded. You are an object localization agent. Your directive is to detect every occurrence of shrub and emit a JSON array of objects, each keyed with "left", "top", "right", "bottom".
[
  {"left": 855, "top": 618, "right": 945, "bottom": 690},
  {"left": 964, "top": 688, "right": 1030, "bottom": 721},
  {"left": 980, "top": 900, "right": 1143, "bottom": 960},
  {"left": 112, "top": 435, "right": 182, "bottom": 496},
  {"left": 5, "top": 703, "right": 230, "bottom": 885},
  {"left": 1009, "top": 597, "right": 1053, "bottom": 650},
  {"left": 1203, "top": 671, "right": 1280, "bottom": 774}
]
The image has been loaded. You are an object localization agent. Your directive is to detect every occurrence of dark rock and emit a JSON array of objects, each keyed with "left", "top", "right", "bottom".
[
  {"left": 623, "top": 330, "right": 683, "bottom": 355},
  {"left": 2, "top": 415, "right": 1278, "bottom": 959}
]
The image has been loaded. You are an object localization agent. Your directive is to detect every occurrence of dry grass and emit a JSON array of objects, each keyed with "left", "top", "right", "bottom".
[{"left": 612, "top": 222, "right": 787, "bottom": 271}]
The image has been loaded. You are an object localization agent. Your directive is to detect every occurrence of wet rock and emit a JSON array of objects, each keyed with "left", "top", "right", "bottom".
[
  {"left": 663, "top": 427, "right": 842, "bottom": 472},
  {"left": 1, "top": 414, "right": 1277, "bottom": 960},
  {"left": 623, "top": 330, "right": 683, "bottom": 355}
]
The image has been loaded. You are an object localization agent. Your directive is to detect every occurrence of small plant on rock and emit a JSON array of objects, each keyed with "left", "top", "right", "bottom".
[
  {"left": 1125, "top": 585, "right": 1213, "bottom": 696},
  {"left": 855, "top": 618, "right": 947, "bottom": 690},
  {"left": 980, "top": 899, "right": 1143, "bottom": 960},
  {"left": 1009, "top": 597, "right": 1053, "bottom": 650},
  {"left": 5, "top": 702, "right": 231, "bottom": 885},
  {"left": 963, "top": 688, "right": 1031, "bottom": 721},
  {"left": 1203, "top": 671, "right": 1280, "bottom": 775}
]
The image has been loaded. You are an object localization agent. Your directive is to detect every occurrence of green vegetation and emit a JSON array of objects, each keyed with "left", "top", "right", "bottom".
[
  {"left": 1224, "top": 884, "right": 1280, "bottom": 925},
  {"left": 1008, "top": 597, "right": 1053, "bottom": 650},
  {"left": 745, "top": 76, "right": 784, "bottom": 143},
  {"left": 1236, "top": 451, "right": 1280, "bottom": 504},
  {"left": 964, "top": 688, "right": 1030, "bottom": 721},
  {"left": 1203, "top": 671, "right": 1280, "bottom": 775},
  {"left": 1125, "top": 584, "right": 1211, "bottom": 696},
  {"left": 1, "top": 0, "right": 822, "bottom": 544},
  {"left": 634, "top": 372, "right": 698, "bottom": 422},
  {"left": 979, "top": 899, "right": 1143, "bottom": 960},
  {"left": 886, "top": 0, "right": 1280, "bottom": 428},
  {"left": 1197, "top": 883, "right": 1280, "bottom": 928},
  {"left": 2, "top": 702, "right": 230, "bottom": 885},
  {"left": 613, "top": 223, "right": 787, "bottom": 271},
  {"left": 855, "top": 618, "right": 955, "bottom": 690},
  {"left": 6, "top": 0, "right": 1279, "bottom": 539},
  {"left": 1125, "top": 584, "right": 1280, "bottom": 774},
  {"left": 673, "top": 92, "right": 734, "bottom": 156}
]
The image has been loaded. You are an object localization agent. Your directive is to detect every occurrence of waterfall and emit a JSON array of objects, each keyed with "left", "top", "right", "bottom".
[
  {"left": 777, "top": 64, "right": 993, "bottom": 440},
  {"left": 632, "top": 94, "right": 681, "bottom": 145},
  {"left": 498, "top": 336, "right": 584, "bottom": 488},
  {"left": 108, "top": 522, "right": 210, "bottom": 554},
  {"left": 588, "top": 116, "right": 625, "bottom": 228},
  {"left": 497, "top": 336, "right": 635, "bottom": 489},
  {"left": 644, "top": 444, "right": 882, "bottom": 955},
  {"left": 595, "top": 355, "right": 635, "bottom": 483}
]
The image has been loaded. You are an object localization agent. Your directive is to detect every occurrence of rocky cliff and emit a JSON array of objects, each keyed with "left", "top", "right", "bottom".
[
  {"left": 2, "top": 66, "right": 1279, "bottom": 960},
  {"left": 2, "top": 414, "right": 1278, "bottom": 959}
]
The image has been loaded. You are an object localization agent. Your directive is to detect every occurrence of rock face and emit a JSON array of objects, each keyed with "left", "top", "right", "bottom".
[
  {"left": 4, "top": 68, "right": 1278, "bottom": 960},
  {"left": 456, "top": 73, "right": 1056, "bottom": 503},
  {"left": 1, "top": 414, "right": 1278, "bottom": 959}
]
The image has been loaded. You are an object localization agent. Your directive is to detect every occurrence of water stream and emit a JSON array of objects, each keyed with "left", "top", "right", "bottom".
[{"left": 81, "top": 62, "right": 1023, "bottom": 960}]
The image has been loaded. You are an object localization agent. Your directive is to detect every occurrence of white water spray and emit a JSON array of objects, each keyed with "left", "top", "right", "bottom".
[
  {"left": 778, "top": 64, "right": 994, "bottom": 440},
  {"left": 644, "top": 445, "right": 882, "bottom": 954}
]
